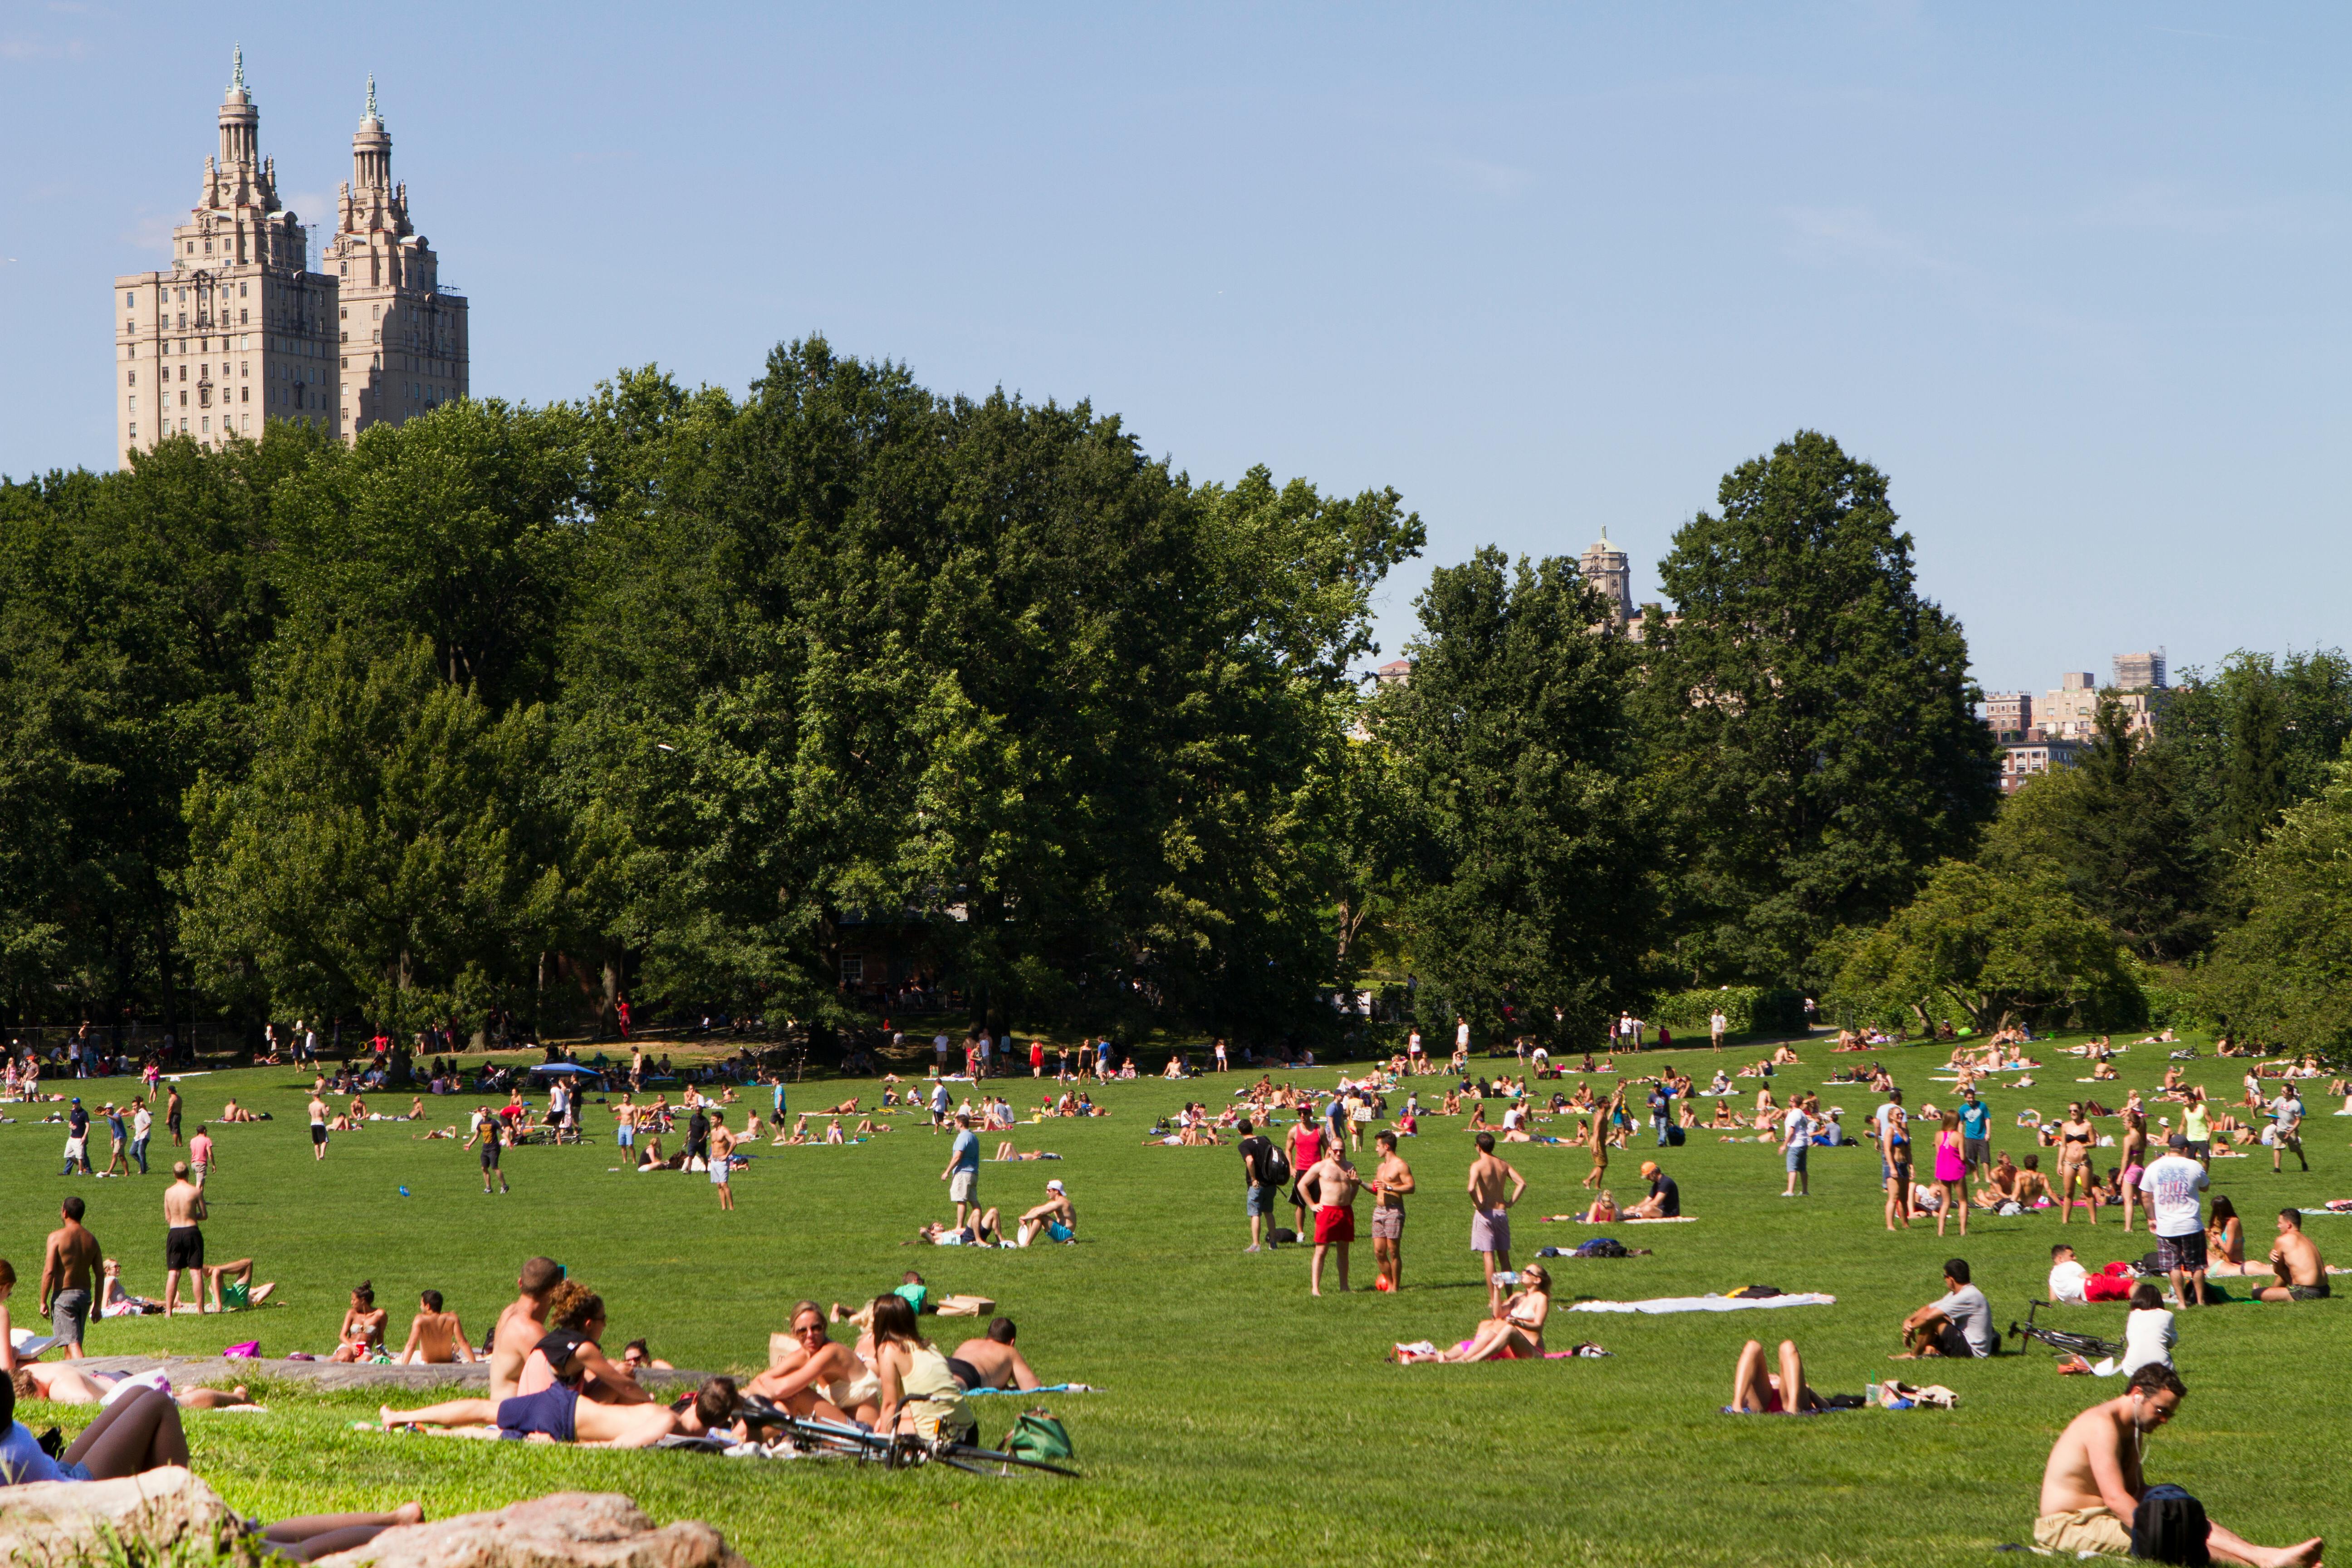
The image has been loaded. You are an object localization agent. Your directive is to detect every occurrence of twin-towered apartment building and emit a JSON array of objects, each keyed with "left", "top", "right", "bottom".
[{"left": 112, "top": 48, "right": 468, "bottom": 465}]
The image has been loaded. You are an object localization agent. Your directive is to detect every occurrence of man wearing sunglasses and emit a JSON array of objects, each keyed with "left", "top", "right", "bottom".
[{"left": 2036, "top": 1364, "right": 2320, "bottom": 1566}]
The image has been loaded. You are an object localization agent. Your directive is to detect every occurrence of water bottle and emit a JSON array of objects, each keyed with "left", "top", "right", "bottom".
[{"left": 1494, "top": 1270, "right": 1519, "bottom": 1287}]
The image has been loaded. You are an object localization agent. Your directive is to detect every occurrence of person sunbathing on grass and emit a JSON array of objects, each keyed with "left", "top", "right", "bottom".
[
  {"left": 382, "top": 1282, "right": 669, "bottom": 1446},
  {"left": 1396, "top": 1263, "right": 1552, "bottom": 1363},
  {"left": 2034, "top": 1364, "right": 2320, "bottom": 1566},
  {"left": 1573, "top": 1190, "right": 1621, "bottom": 1223},
  {"left": 948, "top": 1317, "right": 1042, "bottom": 1392},
  {"left": 393, "top": 1290, "right": 475, "bottom": 1365},
  {"left": 870, "top": 1294, "right": 977, "bottom": 1443},
  {"left": 746, "top": 1301, "right": 871, "bottom": 1425},
  {"left": 11, "top": 1363, "right": 258, "bottom": 1409},
  {"left": 203, "top": 1257, "right": 276, "bottom": 1312},
  {"left": 915, "top": 1211, "right": 1004, "bottom": 1246},
  {"left": 1014, "top": 1181, "right": 1076, "bottom": 1246},
  {"left": 1728, "top": 1338, "right": 1823, "bottom": 1414},
  {"left": 218, "top": 1100, "right": 263, "bottom": 1123},
  {"left": 1771, "top": 1045, "right": 1803, "bottom": 1066},
  {"left": 328, "top": 1282, "right": 388, "bottom": 1363},
  {"left": 97, "top": 1259, "right": 162, "bottom": 1317}
]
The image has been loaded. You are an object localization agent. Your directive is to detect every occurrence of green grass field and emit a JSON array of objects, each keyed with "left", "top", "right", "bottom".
[{"left": 5, "top": 1032, "right": 2347, "bottom": 1566}]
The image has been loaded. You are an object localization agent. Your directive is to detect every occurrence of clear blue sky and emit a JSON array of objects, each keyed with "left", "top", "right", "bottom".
[{"left": 5, "top": 2, "right": 2346, "bottom": 695}]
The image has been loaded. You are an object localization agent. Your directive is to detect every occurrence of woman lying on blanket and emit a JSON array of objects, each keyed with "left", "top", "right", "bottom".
[
  {"left": 1728, "top": 1338, "right": 1823, "bottom": 1414},
  {"left": 1396, "top": 1264, "right": 1551, "bottom": 1362}
]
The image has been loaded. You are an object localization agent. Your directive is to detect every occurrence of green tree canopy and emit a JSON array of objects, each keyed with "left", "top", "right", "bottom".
[
  {"left": 2197, "top": 760, "right": 2352, "bottom": 1060},
  {"left": 1638, "top": 431, "right": 1998, "bottom": 990},
  {"left": 1829, "top": 860, "right": 2142, "bottom": 1034},
  {"left": 1377, "top": 547, "right": 1652, "bottom": 1044}
]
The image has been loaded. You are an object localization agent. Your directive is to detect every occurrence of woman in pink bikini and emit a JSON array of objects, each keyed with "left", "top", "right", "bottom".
[{"left": 1932, "top": 1110, "right": 1968, "bottom": 1238}]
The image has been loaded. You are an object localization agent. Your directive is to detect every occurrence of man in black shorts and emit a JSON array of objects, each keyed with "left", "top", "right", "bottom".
[
  {"left": 162, "top": 1162, "right": 206, "bottom": 1315},
  {"left": 480, "top": 1117, "right": 509, "bottom": 1194}
]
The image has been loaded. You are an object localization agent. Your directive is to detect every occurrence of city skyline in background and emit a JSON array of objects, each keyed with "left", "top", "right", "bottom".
[{"left": 7, "top": 3, "right": 2350, "bottom": 694}]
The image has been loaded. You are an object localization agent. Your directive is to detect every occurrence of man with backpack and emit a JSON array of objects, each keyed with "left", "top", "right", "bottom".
[
  {"left": 2036, "top": 1364, "right": 2320, "bottom": 1566},
  {"left": 1237, "top": 1119, "right": 1284, "bottom": 1252}
]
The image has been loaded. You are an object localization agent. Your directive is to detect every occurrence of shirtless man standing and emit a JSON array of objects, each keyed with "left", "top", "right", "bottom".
[
  {"left": 308, "top": 1093, "right": 330, "bottom": 1161},
  {"left": 2035, "top": 1365, "right": 2320, "bottom": 1566},
  {"left": 38, "top": 1197, "right": 100, "bottom": 1357},
  {"left": 166, "top": 1085, "right": 184, "bottom": 1147},
  {"left": 2254, "top": 1210, "right": 2329, "bottom": 1302},
  {"left": 1467, "top": 1131, "right": 1527, "bottom": 1308},
  {"left": 161, "top": 1163, "right": 207, "bottom": 1316},
  {"left": 1367, "top": 1130, "right": 1416, "bottom": 1292},
  {"left": 1301, "top": 1144, "right": 1361, "bottom": 1297}
]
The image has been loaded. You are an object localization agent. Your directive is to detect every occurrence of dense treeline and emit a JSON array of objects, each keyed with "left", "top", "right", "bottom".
[{"left": 64, "top": 345, "right": 2350, "bottom": 1054}]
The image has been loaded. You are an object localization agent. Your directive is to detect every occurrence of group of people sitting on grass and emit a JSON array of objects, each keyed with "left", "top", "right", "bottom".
[{"left": 374, "top": 1257, "right": 1047, "bottom": 1451}]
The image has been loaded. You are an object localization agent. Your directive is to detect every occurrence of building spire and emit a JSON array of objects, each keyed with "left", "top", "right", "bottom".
[
  {"left": 362, "top": 73, "right": 379, "bottom": 127},
  {"left": 229, "top": 43, "right": 245, "bottom": 97}
]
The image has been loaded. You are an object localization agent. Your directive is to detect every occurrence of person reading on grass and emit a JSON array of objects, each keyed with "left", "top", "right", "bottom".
[
  {"left": 393, "top": 1289, "right": 475, "bottom": 1364},
  {"left": 947, "top": 1317, "right": 1041, "bottom": 1392},
  {"left": 747, "top": 1301, "right": 871, "bottom": 1425},
  {"left": 1728, "top": 1338, "right": 1823, "bottom": 1414},
  {"left": 1895, "top": 1259, "right": 1993, "bottom": 1359},
  {"left": 1395, "top": 1263, "right": 1551, "bottom": 1363},
  {"left": 1625, "top": 1161, "right": 1680, "bottom": 1219},
  {"left": 2035, "top": 1364, "right": 2321, "bottom": 1565},
  {"left": 2253, "top": 1210, "right": 2329, "bottom": 1301}
]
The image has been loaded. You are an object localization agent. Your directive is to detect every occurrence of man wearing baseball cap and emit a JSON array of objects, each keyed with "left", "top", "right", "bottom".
[{"left": 1015, "top": 1179, "right": 1077, "bottom": 1247}]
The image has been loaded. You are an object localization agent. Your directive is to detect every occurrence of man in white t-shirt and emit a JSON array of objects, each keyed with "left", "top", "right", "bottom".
[
  {"left": 1900, "top": 1258, "right": 1994, "bottom": 1357},
  {"left": 2048, "top": 1242, "right": 2090, "bottom": 1304},
  {"left": 1454, "top": 1017, "right": 1471, "bottom": 1059},
  {"left": 1780, "top": 1100, "right": 1813, "bottom": 1197},
  {"left": 2138, "top": 1135, "right": 2212, "bottom": 1307},
  {"left": 1710, "top": 1009, "right": 1728, "bottom": 1051},
  {"left": 2269, "top": 1088, "right": 2308, "bottom": 1173}
]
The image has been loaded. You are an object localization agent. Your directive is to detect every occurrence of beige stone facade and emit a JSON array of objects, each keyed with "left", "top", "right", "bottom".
[
  {"left": 111, "top": 53, "right": 465, "bottom": 466},
  {"left": 330, "top": 76, "right": 467, "bottom": 439}
]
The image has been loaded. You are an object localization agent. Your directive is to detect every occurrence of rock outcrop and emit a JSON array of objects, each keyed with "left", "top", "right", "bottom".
[
  {"left": 0, "top": 1466, "right": 235, "bottom": 1556},
  {"left": 310, "top": 1492, "right": 747, "bottom": 1568}
]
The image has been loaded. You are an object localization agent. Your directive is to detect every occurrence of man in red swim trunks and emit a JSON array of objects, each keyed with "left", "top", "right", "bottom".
[{"left": 1300, "top": 1145, "right": 1361, "bottom": 1297}]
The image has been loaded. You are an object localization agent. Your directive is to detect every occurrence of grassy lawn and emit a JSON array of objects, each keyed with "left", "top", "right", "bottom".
[{"left": 5, "top": 1030, "right": 2347, "bottom": 1566}]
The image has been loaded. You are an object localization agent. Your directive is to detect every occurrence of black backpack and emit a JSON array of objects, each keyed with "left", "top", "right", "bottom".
[
  {"left": 2131, "top": 1485, "right": 2210, "bottom": 1566},
  {"left": 1259, "top": 1145, "right": 1292, "bottom": 1188}
]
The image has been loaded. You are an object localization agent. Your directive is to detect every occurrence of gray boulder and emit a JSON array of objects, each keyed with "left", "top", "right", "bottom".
[
  {"left": 0, "top": 1466, "right": 235, "bottom": 1555},
  {"left": 310, "top": 1492, "right": 746, "bottom": 1568}
]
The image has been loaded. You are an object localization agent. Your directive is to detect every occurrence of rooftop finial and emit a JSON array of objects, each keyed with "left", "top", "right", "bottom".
[
  {"left": 363, "top": 73, "right": 378, "bottom": 125},
  {"left": 230, "top": 43, "right": 245, "bottom": 95}
]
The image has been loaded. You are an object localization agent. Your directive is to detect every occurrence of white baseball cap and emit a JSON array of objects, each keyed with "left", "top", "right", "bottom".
[{"left": 1046, "top": 1179, "right": 1064, "bottom": 1192}]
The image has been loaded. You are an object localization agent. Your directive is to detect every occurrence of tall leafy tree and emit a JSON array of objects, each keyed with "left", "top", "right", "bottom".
[
  {"left": 1639, "top": 430, "right": 1998, "bottom": 988},
  {"left": 2199, "top": 761, "right": 2352, "bottom": 1059},
  {"left": 179, "top": 634, "right": 564, "bottom": 1030},
  {"left": 1379, "top": 548, "right": 1652, "bottom": 1044},
  {"left": 1981, "top": 699, "right": 2211, "bottom": 961},
  {"left": 1829, "top": 860, "right": 2141, "bottom": 1033}
]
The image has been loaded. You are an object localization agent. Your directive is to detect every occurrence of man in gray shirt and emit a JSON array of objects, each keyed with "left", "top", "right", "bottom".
[{"left": 1898, "top": 1258, "right": 1993, "bottom": 1358}]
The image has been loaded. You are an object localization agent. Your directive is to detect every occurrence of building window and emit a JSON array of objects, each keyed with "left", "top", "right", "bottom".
[
  {"left": 126, "top": 370, "right": 136, "bottom": 386},
  {"left": 239, "top": 282, "right": 247, "bottom": 297},
  {"left": 201, "top": 417, "right": 210, "bottom": 433},
  {"left": 128, "top": 396, "right": 137, "bottom": 413},
  {"left": 123, "top": 291, "right": 134, "bottom": 309},
  {"left": 240, "top": 387, "right": 248, "bottom": 403},
  {"left": 128, "top": 424, "right": 137, "bottom": 440}
]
